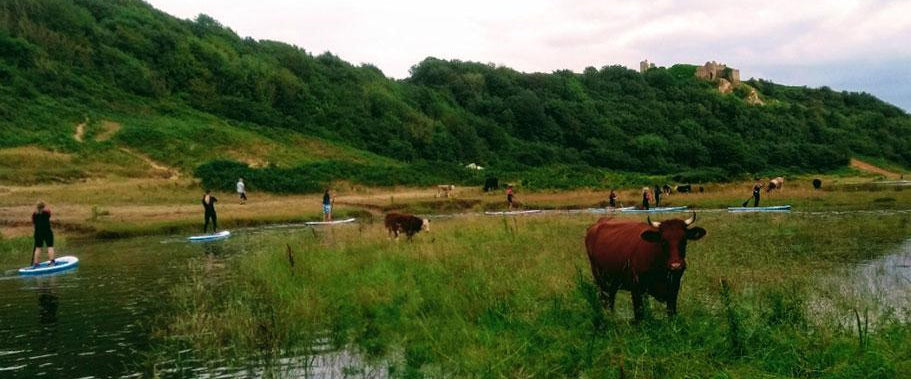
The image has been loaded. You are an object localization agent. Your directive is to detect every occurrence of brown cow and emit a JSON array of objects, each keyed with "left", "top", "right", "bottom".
[
  {"left": 767, "top": 177, "right": 784, "bottom": 192},
  {"left": 584, "top": 213, "right": 706, "bottom": 321},
  {"left": 384, "top": 213, "right": 430, "bottom": 240}
]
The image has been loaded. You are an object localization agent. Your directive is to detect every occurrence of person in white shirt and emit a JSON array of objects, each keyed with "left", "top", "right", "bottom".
[{"left": 237, "top": 178, "right": 247, "bottom": 205}]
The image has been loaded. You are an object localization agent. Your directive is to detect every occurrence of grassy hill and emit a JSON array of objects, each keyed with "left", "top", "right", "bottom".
[{"left": 1, "top": 0, "right": 909, "bottom": 191}]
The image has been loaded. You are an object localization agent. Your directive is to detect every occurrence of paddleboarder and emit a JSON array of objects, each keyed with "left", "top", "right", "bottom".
[
  {"left": 654, "top": 185, "right": 662, "bottom": 207},
  {"left": 506, "top": 185, "right": 516, "bottom": 210},
  {"left": 31, "top": 201, "right": 55, "bottom": 267},
  {"left": 202, "top": 190, "right": 218, "bottom": 233},
  {"left": 322, "top": 188, "right": 335, "bottom": 221},
  {"left": 608, "top": 190, "right": 618, "bottom": 208},
  {"left": 641, "top": 187, "right": 651, "bottom": 210},
  {"left": 236, "top": 178, "right": 247, "bottom": 205},
  {"left": 752, "top": 181, "right": 763, "bottom": 207}
]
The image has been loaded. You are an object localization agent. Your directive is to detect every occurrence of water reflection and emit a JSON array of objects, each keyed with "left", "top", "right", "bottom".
[{"left": 37, "top": 278, "right": 59, "bottom": 326}]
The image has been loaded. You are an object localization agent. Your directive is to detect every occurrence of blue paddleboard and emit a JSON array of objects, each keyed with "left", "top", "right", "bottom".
[
  {"left": 305, "top": 218, "right": 357, "bottom": 226},
  {"left": 19, "top": 256, "right": 79, "bottom": 276},
  {"left": 187, "top": 230, "right": 231, "bottom": 242}
]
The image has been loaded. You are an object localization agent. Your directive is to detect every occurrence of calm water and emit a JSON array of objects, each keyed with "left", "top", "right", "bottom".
[{"left": 0, "top": 232, "right": 246, "bottom": 378}]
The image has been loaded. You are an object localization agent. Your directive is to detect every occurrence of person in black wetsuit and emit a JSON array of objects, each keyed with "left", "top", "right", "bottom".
[
  {"left": 32, "top": 201, "right": 55, "bottom": 267},
  {"left": 752, "top": 181, "right": 763, "bottom": 207},
  {"left": 202, "top": 190, "right": 218, "bottom": 233},
  {"left": 654, "top": 185, "right": 662, "bottom": 207}
]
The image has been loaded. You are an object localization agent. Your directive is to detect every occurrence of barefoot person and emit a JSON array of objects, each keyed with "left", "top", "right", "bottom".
[
  {"left": 322, "top": 188, "right": 335, "bottom": 221},
  {"left": 202, "top": 190, "right": 218, "bottom": 233},
  {"left": 506, "top": 185, "right": 516, "bottom": 210},
  {"left": 608, "top": 190, "right": 618, "bottom": 208},
  {"left": 641, "top": 187, "right": 651, "bottom": 210},
  {"left": 32, "top": 202, "right": 55, "bottom": 267},
  {"left": 236, "top": 178, "right": 247, "bottom": 205}
]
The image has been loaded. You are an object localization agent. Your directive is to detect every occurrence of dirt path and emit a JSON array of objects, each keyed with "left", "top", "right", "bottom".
[
  {"left": 74, "top": 121, "right": 86, "bottom": 142},
  {"left": 850, "top": 158, "right": 902, "bottom": 179},
  {"left": 95, "top": 121, "right": 121, "bottom": 142},
  {"left": 118, "top": 147, "right": 180, "bottom": 179}
]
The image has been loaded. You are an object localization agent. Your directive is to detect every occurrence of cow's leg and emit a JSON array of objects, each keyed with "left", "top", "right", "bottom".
[
  {"left": 666, "top": 292, "right": 678, "bottom": 316},
  {"left": 606, "top": 280, "right": 621, "bottom": 311},
  {"left": 631, "top": 288, "right": 646, "bottom": 322}
]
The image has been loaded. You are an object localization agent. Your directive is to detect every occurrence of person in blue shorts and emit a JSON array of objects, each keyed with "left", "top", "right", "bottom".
[
  {"left": 32, "top": 201, "right": 56, "bottom": 267},
  {"left": 322, "top": 188, "right": 335, "bottom": 221}
]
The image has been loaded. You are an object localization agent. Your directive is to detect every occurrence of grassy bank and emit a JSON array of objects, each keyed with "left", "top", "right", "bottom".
[{"left": 147, "top": 211, "right": 911, "bottom": 377}]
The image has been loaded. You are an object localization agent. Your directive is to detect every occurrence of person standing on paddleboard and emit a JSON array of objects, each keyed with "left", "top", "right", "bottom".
[
  {"left": 237, "top": 178, "right": 247, "bottom": 205},
  {"left": 202, "top": 190, "right": 218, "bottom": 233},
  {"left": 608, "top": 190, "right": 618, "bottom": 208},
  {"left": 322, "top": 188, "right": 335, "bottom": 221},
  {"left": 752, "top": 180, "right": 763, "bottom": 207},
  {"left": 654, "top": 185, "right": 662, "bottom": 207},
  {"left": 32, "top": 201, "right": 55, "bottom": 267},
  {"left": 641, "top": 187, "right": 651, "bottom": 210},
  {"left": 506, "top": 185, "right": 516, "bottom": 210}
]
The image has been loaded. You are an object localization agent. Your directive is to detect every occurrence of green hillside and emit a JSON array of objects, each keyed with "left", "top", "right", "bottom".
[{"left": 1, "top": 0, "right": 909, "bottom": 190}]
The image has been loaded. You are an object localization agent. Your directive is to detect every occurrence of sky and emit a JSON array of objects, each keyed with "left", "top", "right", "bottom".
[{"left": 146, "top": 0, "right": 911, "bottom": 111}]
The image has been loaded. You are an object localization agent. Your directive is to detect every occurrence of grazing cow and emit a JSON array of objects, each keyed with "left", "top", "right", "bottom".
[
  {"left": 483, "top": 177, "right": 499, "bottom": 192},
  {"left": 436, "top": 184, "right": 455, "bottom": 198},
  {"left": 675, "top": 184, "right": 692, "bottom": 193},
  {"left": 662, "top": 184, "right": 672, "bottom": 195},
  {"left": 384, "top": 213, "right": 430, "bottom": 240},
  {"left": 767, "top": 177, "right": 784, "bottom": 192},
  {"left": 584, "top": 213, "right": 706, "bottom": 321}
]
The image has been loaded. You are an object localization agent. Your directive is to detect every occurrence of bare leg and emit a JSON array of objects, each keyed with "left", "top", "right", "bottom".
[
  {"left": 48, "top": 247, "right": 55, "bottom": 263},
  {"left": 32, "top": 247, "right": 41, "bottom": 266}
]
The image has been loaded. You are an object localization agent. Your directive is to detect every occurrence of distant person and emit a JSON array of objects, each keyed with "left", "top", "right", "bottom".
[
  {"left": 506, "top": 185, "right": 516, "bottom": 210},
  {"left": 654, "top": 185, "right": 662, "bottom": 207},
  {"left": 236, "top": 178, "right": 247, "bottom": 205},
  {"left": 641, "top": 187, "right": 651, "bottom": 210},
  {"left": 752, "top": 181, "right": 763, "bottom": 207},
  {"left": 608, "top": 190, "right": 618, "bottom": 208},
  {"left": 322, "top": 188, "right": 335, "bottom": 221},
  {"left": 202, "top": 190, "right": 218, "bottom": 233},
  {"left": 31, "top": 201, "right": 55, "bottom": 267}
]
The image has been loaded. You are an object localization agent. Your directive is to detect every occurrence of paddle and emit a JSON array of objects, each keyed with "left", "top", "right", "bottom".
[{"left": 741, "top": 197, "right": 752, "bottom": 207}]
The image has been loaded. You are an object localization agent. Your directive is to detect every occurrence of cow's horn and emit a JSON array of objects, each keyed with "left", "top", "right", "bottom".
[
  {"left": 684, "top": 212, "right": 696, "bottom": 226},
  {"left": 648, "top": 216, "right": 661, "bottom": 228}
]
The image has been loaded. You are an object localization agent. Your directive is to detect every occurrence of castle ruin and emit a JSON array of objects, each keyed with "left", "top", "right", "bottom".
[
  {"left": 695, "top": 61, "right": 739, "bottom": 84},
  {"left": 639, "top": 59, "right": 656, "bottom": 73}
]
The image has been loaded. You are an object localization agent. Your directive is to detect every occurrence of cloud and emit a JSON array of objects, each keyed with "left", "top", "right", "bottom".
[{"left": 147, "top": 0, "right": 911, "bottom": 110}]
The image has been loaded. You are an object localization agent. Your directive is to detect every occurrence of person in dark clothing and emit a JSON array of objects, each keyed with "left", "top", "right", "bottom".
[
  {"left": 506, "top": 185, "right": 516, "bottom": 210},
  {"left": 32, "top": 201, "right": 55, "bottom": 267},
  {"left": 641, "top": 187, "right": 651, "bottom": 210},
  {"left": 752, "top": 181, "right": 763, "bottom": 207},
  {"left": 608, "top": 190, "right": 618, "bottom": 208},
  {"left": 202, "top": 190, "right": 218, "bottom": 233},
  {"left": 654, "top": 185, "right": 662, "bottom": 207}
]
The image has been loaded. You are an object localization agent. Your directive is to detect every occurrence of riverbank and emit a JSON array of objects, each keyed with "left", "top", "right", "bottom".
[
  {"left": 2, "top": 175, "right": 909, "bottom": 241},
  {"left": 148, "top": 211, "right": 911, "bottom": 377}
]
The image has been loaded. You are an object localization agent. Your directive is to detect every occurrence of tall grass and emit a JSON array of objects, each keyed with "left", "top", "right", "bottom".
[{"left": 149, "top": 212, "right": 911, "bottom": 377}]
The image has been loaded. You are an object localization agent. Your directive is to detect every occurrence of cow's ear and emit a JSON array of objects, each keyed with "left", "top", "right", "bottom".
[
  {"left": 686, "top": 227, "right": 707, "bottom": 240},
  {"left": 640, "top": 230, "right": 661, "bottom": 243}
]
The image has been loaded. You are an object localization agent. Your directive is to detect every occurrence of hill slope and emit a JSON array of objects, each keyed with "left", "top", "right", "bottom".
[{"left": 1, "top": 0, "right": 909, "bottom": 189}]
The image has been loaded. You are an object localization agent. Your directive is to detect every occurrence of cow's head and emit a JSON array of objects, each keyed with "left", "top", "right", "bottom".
[
  {"left": 422, "top": 218, "right": 430, "bottom": 232},
  {"left": 641, "top": 213, "right": 706, "bottom": 271}
]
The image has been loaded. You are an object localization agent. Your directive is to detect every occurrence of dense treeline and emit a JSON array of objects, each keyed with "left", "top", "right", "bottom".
[{"left": 1, "top": 0, "right": 909, "bottom": 186}]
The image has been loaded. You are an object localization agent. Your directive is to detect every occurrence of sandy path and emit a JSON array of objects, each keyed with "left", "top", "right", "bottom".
[{"left": 851, "top": 159, "right": 901, "bottom": 179}]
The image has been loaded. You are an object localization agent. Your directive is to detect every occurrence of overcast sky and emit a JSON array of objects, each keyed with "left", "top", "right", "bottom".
[{"left": 146, "top": 0, "right": 910, "bottom": 111}]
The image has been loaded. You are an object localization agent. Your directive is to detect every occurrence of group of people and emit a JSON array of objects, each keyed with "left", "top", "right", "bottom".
[{"left": 199, "top": 178, "right": 337, "bottom": 233}]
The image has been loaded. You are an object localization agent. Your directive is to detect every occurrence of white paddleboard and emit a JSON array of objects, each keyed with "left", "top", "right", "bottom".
[
  {"left": 728, "top": 205, "right": 791, "bottom": 212},
  {"left": 620, "top": 206, "right": 689, "bottom": 213},
  {"left": 188, "top": 230, "right": 231, "bottom": 242},
  {"left": 484, "top": 210, "right": 543, "bottom": 216},
  {"left": 305, "top": 218, "right": 356, "bottom": 226},
  {"left": 19, "top": 256, "right": 79, "bottom": 276}
]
